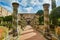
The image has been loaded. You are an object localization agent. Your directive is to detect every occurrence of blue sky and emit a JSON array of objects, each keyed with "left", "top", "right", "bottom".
[{"left": 0, "top": 0, "right": 60, "bottom": 13}]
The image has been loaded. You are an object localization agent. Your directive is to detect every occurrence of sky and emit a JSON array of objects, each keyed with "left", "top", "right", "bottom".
[{"left": 0, "top": 0, "right": 60, "bottom": 13}]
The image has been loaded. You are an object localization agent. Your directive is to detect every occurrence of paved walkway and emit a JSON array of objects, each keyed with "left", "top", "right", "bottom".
[{"left": 19, "top": 25, "right": 46, "bottom": 40}]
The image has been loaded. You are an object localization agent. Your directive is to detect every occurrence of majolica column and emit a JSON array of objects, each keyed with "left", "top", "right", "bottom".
[
  {"left": 43, "top": 3, "right": 50, "bottom": 28},
  {"left": 12, "top": 2, "right": 19, "bottom": 37},
  {"left": 43, "top": 3, "right": 52, "bottom": 40}
]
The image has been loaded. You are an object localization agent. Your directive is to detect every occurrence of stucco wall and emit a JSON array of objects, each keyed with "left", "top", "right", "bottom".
[{"left": 0, "top": 6, "right": 11, "bottom": 17}]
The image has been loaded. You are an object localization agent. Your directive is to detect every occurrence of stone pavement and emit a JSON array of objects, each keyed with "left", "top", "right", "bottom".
[{"left": 19, "top": 25, "right": 46, "bottom": 40}]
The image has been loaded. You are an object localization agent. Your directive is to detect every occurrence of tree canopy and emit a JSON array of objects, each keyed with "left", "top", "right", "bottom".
[
  {"left": 50, "top": 6, "right": 60, "bottom": 25},
  {"left": 36, "top": 10, "right": 43, "bottom": 15},
  {"left": 39, "top": 15, "right": 44, "bottom": 25},
  {"left": 3, "top": 15, "right": 12, "bottom": 22},
  {"left": 36, "top": 10, "right": 44, "bottom": 25}
]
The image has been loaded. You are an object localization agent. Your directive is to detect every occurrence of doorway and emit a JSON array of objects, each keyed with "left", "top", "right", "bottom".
[{"left": 26, "top": 18, "right": 31, "bottom": 25}]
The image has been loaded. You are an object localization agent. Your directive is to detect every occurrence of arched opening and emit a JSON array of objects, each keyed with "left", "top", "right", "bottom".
[{"left": 26, "top": 18, "right": 31, "bottom": 25}]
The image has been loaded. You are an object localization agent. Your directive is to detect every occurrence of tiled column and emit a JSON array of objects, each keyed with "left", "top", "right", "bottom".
[
  {"left": 12, "top": 2, "right": 19, "bottom": 37},
  {"left": 43, "top": 3, "right": 52, "bottom": 40},
  {"left": 43, "top": 3, "right": 50, "bottom": 28}
]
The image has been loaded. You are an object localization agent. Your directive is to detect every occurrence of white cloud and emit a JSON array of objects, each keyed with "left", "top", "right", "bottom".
[
  {"left": 20, "top": 0, "right": 27, "bottom": 7},
  {"left": 25, "top": 7, "right": 33, "bottom": 13},
  {"left": 1, "top": 0, "right": 59, "bottom": 13},
  {"left": 30, "top": 0, "right": 36, "bottom": 5},
  {"left": 30, "top": 0, "right": 43, "bottom": 6},
  {"left": 56, "top": 0, "right": 58, "bottom": 2},
  {"left": 11, "top": 0, "right": 20, "bottom": 3},
  {"left": 43, "top": 0, "right": 51, "bottom": 4},
  {"left": 35, "top": 0, "right": 43, "bottom": 5}
]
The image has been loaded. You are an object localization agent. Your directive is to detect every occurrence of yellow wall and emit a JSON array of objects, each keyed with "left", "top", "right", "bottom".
[
  {"left": 2, "top": 7, "right": 8, "bottom": 17},
  {"left": 55, "top": 26, "right": 60, "bottom": 36},
  {"left": 0, "top": 6, "right": 11, "bottom": 17},
  {"left": 0, "top": 6, "right": 2, "bottom": 17},
  {"left": 0, "top": 6, "right": 1, "bottom": 12}
]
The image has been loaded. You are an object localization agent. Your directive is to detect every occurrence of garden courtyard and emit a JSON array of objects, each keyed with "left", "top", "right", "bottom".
[{"left": 0, "top": 0, "right": 60, "bottom": 40}]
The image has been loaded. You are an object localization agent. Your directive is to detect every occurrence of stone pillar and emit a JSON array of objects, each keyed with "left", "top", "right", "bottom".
[
  {"left": 43, "top": 4, "right": 52, "bottom": 40},
  {"left": 12, "top": 2, "right": 19, "bottom": 37},
  {"left": 43, "top": 3, "right": 50, "bottom": 28}
]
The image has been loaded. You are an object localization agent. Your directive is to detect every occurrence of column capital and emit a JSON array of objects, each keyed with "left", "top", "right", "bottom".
[
  {"left": 12, "top": 2, "right": 19, "bottom": 7},
  {"left": 43, "top": 3, "right": 50, "bottom": 11}
]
